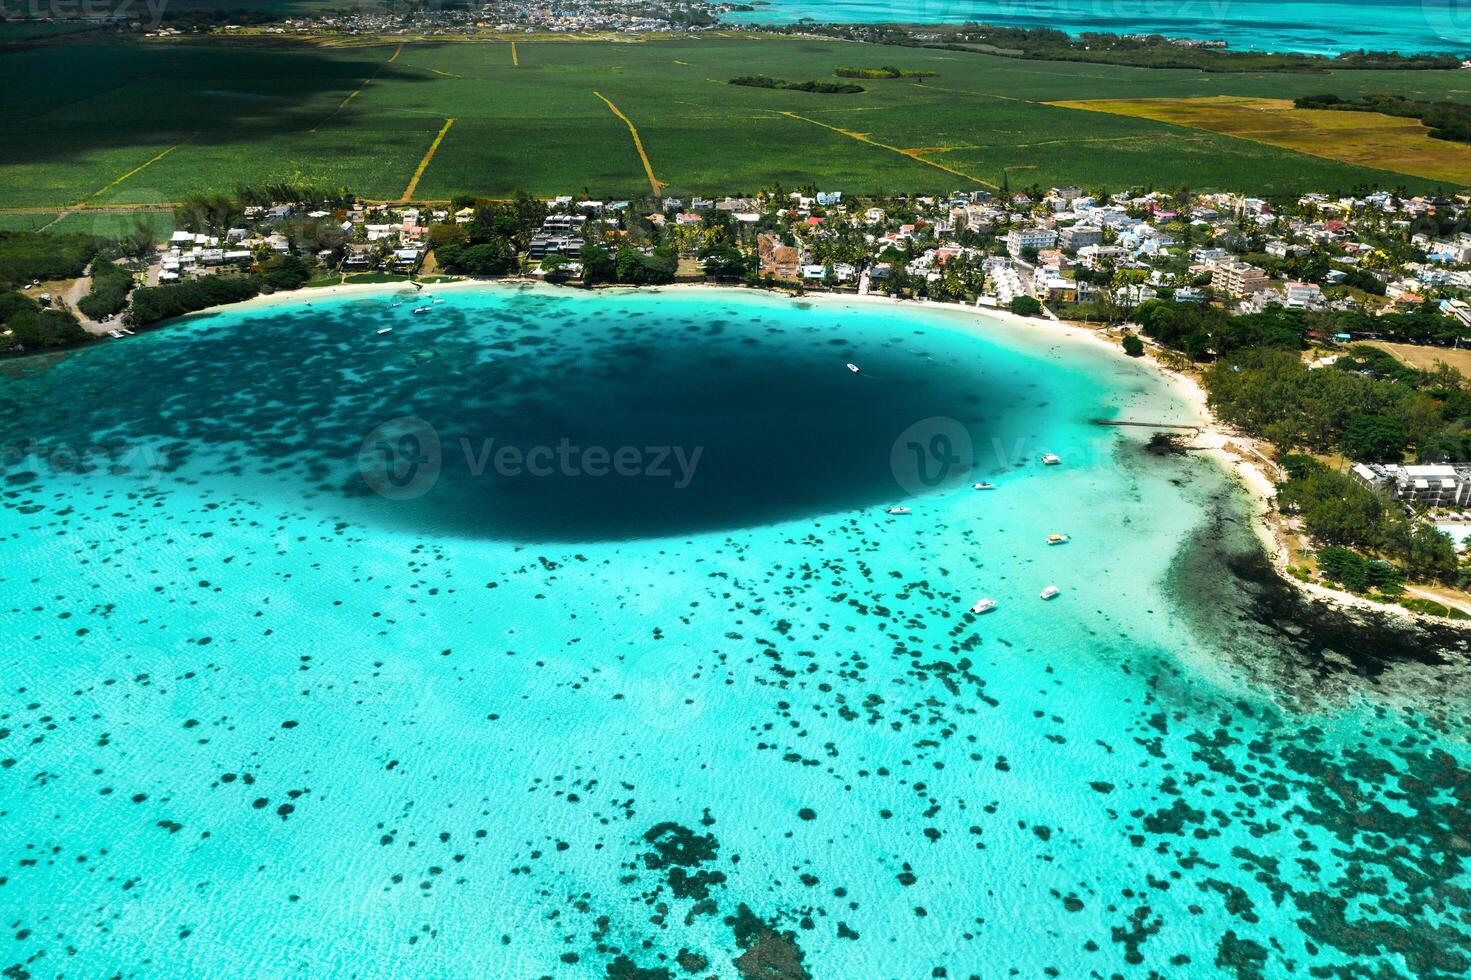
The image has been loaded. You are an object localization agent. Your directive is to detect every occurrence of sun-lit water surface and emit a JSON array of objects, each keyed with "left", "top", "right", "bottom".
[{"left": 2, "top": 284, "right": 1470, "bottom": 977}]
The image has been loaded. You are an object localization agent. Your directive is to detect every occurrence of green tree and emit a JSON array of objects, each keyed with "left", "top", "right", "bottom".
[
  {"left": 1338, "top": 412, "right": 1405, "bottom": 463},
  {"left": 1121, "top": 332, "right": 1145, "bottom": 357},
  {"left": 259, "top": 254, "right": 313, "bottom": 291},
  {"left": 579, "top": 244, "right": 616, "bottom": 286},
  {"left": 1009, "top": 295, "right": 1043, "bottom": 317},
  {"left": 1317, "top": 546, "right": 1369, "bottom": 591}
]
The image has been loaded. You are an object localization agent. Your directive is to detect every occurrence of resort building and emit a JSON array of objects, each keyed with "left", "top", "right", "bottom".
[
  {"left": 1212, "top": 259, "right": 1269, "bottom": 298},
  {"left": 1059, "top": 225, "right": 1104, "bottom": 254},
  {"left": 1352, "top": 463, "right": 1471, "bottom": 509},
  {"left": 757, "top": 232, "right": 801, "bottom": 281},
  {"left": 1006, "top": 226, "right": 1058, "bottom": 259},
  {"left": 1283, "top": 281, "right": 1324, "bottom": 309}
]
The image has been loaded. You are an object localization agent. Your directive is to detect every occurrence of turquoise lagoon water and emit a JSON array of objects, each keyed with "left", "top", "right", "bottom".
[
  {"left": 728, "top": 0, "right": 1471, "bottom": 55},
  {"left": 3, "top": 284, "right": 1471, "bottom": 977}
]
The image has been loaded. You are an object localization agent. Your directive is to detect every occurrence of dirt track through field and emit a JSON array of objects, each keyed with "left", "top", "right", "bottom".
[
  {"left": 401, "top": 118, "right": 457, "bottom": 202},
  {"left": 594, "top": 91, "right": 662, "bottom": 195},
  {"left": 310, "top": 43, "right": 403, "bottom": 133},
  {"left": 778, "top": 111, "right": 997, "bottom": 189},
  {"left": 82, "top": 136, "right": 195, "bottom": 205}
]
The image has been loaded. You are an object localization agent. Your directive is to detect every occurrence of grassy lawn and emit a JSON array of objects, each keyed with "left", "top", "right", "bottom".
[
  {"left": 3, "top": 35, "right": 1469, "bottom": 210},
  {"left": 1364, "top": 340, "right": 1471, "bottom": 376}
]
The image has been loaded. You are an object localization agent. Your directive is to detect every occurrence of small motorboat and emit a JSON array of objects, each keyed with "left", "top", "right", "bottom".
[
  {"left": 1046, "top": 533, "right": 1069, "bottom": 546},
  {"left": 972, "top": 482, "right": 996, "bottom": 490},
  {"left": 377, "top": 327, "right": 394, "bottom": 335},
  {"left": 886, "top": 507, "right": 912, "bottom": 515},
  {"left": 412, "top": 306, "right": 432, "bottom": 315},
  {"left": 846, "top": 362, "right": 860, "bottom": 373},
  {"left": 1041, "top": 453, "right": 1062, "bottom": 466},
  {"left": 433, "top": 298, "right": 445, "bottom": 304},
  {"left": 107, "top": 329, "right": 125, "bottom": 338},
  {"left": 970, "top": 598, "right": 997, "bottom": 614},
  {"left": 1039, "top": 584, "right": 1060, "bottom": 600}
]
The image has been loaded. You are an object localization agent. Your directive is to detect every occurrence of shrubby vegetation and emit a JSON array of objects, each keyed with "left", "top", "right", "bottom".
[
  {"left": 1008, "top": 295, "right": 1042, "bottom": 316},
  {"left": 574, "top": 243, "right": 677, "bottom": 286},
  {"left": 729, "top": 76, "right": 865, "bottom": 94},
  {"left": 0, "top": 232, "right": 97, "bottom": 289},
  {"left": 130, "top": 275, "right": 262, "bottom": 327},
  {"left": 77, "top": 258, "right": 135, "bottom": 321},
  {"left": 834, "top": 66, "right": 936, "bottom": 79},
  {"left": 700, "top": 245, "right": 753, "bottom": 282},
  {"left": 1201, "top": 347, "right": 1457, "bottom": 462},
  {"left": 1134, "top": 300, "right": 1305, "bottom": 359},
  {"left": 0, "top": 291, "right": 88, "bottom": 353}
]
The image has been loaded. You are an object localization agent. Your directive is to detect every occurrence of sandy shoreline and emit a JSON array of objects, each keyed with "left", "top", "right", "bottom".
[{"left": 131, "top": 274, "right": 1468, "bottom": 624}]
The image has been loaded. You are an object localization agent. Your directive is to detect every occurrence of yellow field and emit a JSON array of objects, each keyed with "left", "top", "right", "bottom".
[{"left": 1049, "top": 96, "right": 1471, "bottom": 186}]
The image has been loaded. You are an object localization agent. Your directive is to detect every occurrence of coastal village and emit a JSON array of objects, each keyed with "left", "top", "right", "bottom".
[
  {"left": 126, "top": 184, "right": 1471, "bottom": 316},
  {"left": 8, "top": 182, "right": 1471, "bottom": 619}
]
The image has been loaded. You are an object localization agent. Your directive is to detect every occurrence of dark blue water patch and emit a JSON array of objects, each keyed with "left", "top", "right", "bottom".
[{"left": 0, "top": 291, "right": 1050, "bottom": 542}]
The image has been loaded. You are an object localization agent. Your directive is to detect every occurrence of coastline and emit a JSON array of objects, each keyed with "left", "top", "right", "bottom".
[{"left": 98, "top": 274, "right": 1471, "bottom": 624}]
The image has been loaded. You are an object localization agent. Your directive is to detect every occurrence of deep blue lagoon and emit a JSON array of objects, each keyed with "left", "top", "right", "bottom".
[{"left": 2, "top": 284, "right": 1470, "bottom": 977}]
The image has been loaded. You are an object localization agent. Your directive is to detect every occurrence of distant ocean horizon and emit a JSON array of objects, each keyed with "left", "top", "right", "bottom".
[{"left": 727, "top": 0, "right": 1471, "bottom": 56}]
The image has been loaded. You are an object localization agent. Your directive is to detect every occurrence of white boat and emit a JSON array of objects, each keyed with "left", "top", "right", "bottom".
[
  {"left": 970, "top": 598, "right": 997, "bottom": 614},
  {"left": 886, "top": 507, "right": 912, "bottom": 515},
  {"left": 432, "top": 298, "right": 445, "bottom": 304},
  {"left": 1041, "top": 453, "right": 1062, "bottom": 466},
  {"left": 972, "top": 482, "right": 996, "bottom": 490},
  {"left": 846, "top": 363, "right": 860, "bottom": 373},
  {"left": 1039, "top": 584, "right": 1060, "bottom": 600},
  {"left": 377, "top": 327, "right": 393, "bottom": 335},
  {"left": 107, "top": 329, "right": 125, "bottom": 338},
  {"left": 1046, "top": 533, "right": 1069, "bottom": 545},
  {"left": 412, "top": 306, "right": 432, "bottom": 315}
]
